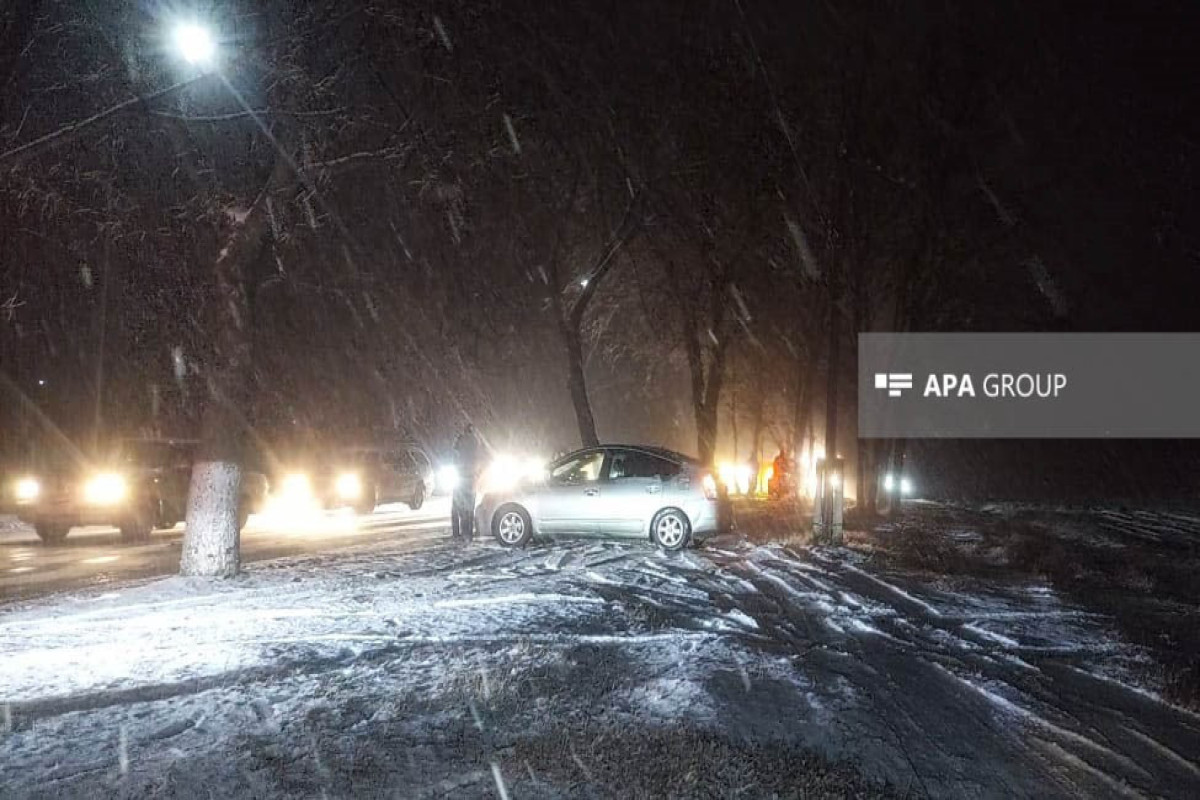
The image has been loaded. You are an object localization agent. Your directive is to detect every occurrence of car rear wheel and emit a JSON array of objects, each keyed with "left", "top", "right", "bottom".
[
  {"left": 355, "top": 485, "right": 377, "bottom": 515},
  {"left": 651, "top": 508, "right": 691, "bottom": 551},
  {"left": 120, "top": 518, "right": 153, "bottom": 543},
  {"left": 34, "top": 524, "right": 69, "bottom": 545},
  {"left": 408, "top": 481, "right": 426, "bottom": 511},
  {"left": 493, "top": 505, "right": 532, "bottom": 548}
]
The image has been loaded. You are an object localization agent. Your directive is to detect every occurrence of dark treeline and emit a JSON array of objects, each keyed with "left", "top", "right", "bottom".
[{"left": 1, "top": 1, "right": 1196, "bottom": 501}]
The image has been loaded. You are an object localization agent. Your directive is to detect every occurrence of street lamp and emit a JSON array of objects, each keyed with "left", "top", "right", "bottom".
[{"left": 172, "top": 22, "right": 216, "bottom": 68}]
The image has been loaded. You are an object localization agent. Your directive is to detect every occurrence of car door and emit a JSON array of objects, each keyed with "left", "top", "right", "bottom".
[
  {"left": 594, "top": 449, "right": 681, "bottom": 536},
  {"left": 391, "top": 449, "right": 418, "bottom": 501},
  {"left": 372, "top": 451, "right": 399, "bottom": 502},
  {"left": 537, "top": 450, "right": 606, "bottom": 535}
]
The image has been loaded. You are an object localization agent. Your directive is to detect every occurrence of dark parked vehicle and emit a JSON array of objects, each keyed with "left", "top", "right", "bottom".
[
  {"left": 9, "top": 438, "right": 269, "bottom": 544},
  {"left": 285, "top": 444, "right": 433, "bottom": 514}
]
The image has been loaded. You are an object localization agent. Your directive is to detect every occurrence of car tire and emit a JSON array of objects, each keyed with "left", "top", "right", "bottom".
[
  {"left": 355, "top": 485, "right": 377, "bottom": 516},
  {"left": 34, "top": 524, "right": 69, "bottom": 545},
  {"left": 120, "top": 518, "right": 153, "bottom": 543},
  {"left": 492, "top": 504, "right": 532, "bottom": 548},
  {"left": 651, "top": 508, "right": 691, "bottom": 551},
  {"left": 408, "top": 482, "right": 426, "bottom": 511}
]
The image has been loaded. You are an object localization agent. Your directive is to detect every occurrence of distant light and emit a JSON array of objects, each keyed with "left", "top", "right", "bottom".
[
  {"left": 335, "top": 472, "right": 362, "bottom": 501},
  {"left": 280, "top": 473, "right": 312, "bottom": 503},
  {"left": 523, "top": 458, "right": 546, "bottom": 482},
  {"left": 580, "top": 278, "right": 589, "bottom": 288},
  {"left": 37, "top": 379, "right": 45, "bottom": 386},
  {"left": 172, "top": 23, "right": 216, "bottom": 66},
  {"left": 437, "top": 465, "right": 460, "bottom": 493},
  {"left": 84, "top": 473, "right": 128, "bottom": 505},
  {"left": 14, "top": 477, "right": 40, "bottom": 503}
]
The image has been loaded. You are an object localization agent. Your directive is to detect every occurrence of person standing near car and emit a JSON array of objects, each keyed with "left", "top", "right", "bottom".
[{"left": 451, "top": 424, "right": 480, "bottom": 541}]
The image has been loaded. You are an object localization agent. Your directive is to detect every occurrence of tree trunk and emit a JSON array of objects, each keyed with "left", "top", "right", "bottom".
[
  {"left": 823, "top": 291, "right": 840, "bottom": 461},
  {"left": 181, "top": 157, "right": 292, "bottom": 578},
  {"left": 696, "top": 399, "right": 720, "bottom": 465},
  {"left": 562, "top": 324, "right": 600, "bottom": 448}
]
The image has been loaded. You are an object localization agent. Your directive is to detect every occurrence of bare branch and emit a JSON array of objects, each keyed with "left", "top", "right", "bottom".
[{"left": 0, "top": 74, "right": 212, "bottom": 167}]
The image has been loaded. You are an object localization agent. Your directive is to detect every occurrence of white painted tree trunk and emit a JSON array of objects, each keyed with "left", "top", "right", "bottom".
[{"left": 180, "top": 460, "right": 242, "bottom": 577}]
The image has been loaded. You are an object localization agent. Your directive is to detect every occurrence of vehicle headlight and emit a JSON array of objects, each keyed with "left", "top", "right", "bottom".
[
  {"left": 437, "top": 465, "right": 460, "bottom": 492},
  {"left": 84, "top": 473, "right": 127, "bottom": 505},
  {"left": 717, "top": 462, "right": 753, "bottom": 495},
  {"left": 14, "top": 477, "right": 40, "bottom": 503},
  {"left": 734, "top": 464, "right": 753, "bottom": 495},
  {"left": 335, "top": 472, "right": 362, "bottom": 500},
  {"left": 900, "top": 477, "right": 913, "bottom": 496},
  {"left": 523, "top": 457, "right": 546, "bottom": 482},
  {"left": 717, "top": 462, "right": 736, "bottom": 490},
  {"left": 281, "top": 473, "right": 312, "bottom": 501},
  {"left": 883, "top": 473, "right": 895, "bottom": 492},
  {"left": 481, "top": 454, "right": 519, "bottom": 494}
]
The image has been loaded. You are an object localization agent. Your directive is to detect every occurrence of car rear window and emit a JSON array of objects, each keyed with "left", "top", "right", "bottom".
[{"left": 608, "top": 450, "right": 681, "bottom": 480}]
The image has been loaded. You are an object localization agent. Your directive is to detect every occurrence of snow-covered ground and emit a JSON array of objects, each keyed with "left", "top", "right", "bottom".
[{"left": 2, "top": 515, "right": 1198, "bottom": 798}]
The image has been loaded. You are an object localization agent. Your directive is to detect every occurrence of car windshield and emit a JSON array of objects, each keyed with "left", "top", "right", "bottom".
[{"left": 549, "top": 451, "right": 604, "bottom": 483}]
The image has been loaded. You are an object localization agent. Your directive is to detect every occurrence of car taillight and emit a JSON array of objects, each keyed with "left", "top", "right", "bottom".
[{"left": 701, "top": 473, "right": 718, "bottom": 500}]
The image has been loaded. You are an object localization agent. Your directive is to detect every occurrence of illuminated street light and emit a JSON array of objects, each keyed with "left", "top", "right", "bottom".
[{"left": 172, "top": 22, "right": 216, "bottom": 67}]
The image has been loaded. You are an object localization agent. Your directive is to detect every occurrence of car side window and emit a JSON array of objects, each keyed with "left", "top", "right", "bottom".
[
  {"left": 550, "top": 452, "right": 604, "bottom": 485},
  {"left": 608, "top": 451, "right": 680, "bottom": 481}
]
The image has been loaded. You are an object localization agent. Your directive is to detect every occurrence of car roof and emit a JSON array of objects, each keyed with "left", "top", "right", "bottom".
[{"left": 555, "top": 444, "right": 700, "bottom": 466}]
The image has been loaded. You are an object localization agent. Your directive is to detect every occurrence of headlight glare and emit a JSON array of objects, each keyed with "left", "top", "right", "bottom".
[
  {"left": 14, "top": 477, "right": 40, "bottom": 503},
  {"left": 437, "top": 465, "right": 460, "bottom": 492},
  {"left": 84, "top": 473, "right": 127, "bottom": 505},
  {"left": 335, "top": 472, "right": 362, "bottom": 500},
  {"left": 281, "top": 473, "right": 312, "bottom": 501}
]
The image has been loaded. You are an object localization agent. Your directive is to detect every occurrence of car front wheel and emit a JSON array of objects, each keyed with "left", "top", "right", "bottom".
[
  {"left": 492, "top": 505, "right": 532, "bottom": 548},
  {"left": 651, "top": 508, "right": 691, "bottom": 551},
  {"left": 34, "top": 524, "right": 69, "bottom": 545},
  {"left": 408, "top": 481, "right": 426, "bottom": 511}
]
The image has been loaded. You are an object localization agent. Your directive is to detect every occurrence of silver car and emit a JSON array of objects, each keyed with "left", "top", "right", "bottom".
[{"left": 475, "top": 445, "right": 730, "bottom": 550}]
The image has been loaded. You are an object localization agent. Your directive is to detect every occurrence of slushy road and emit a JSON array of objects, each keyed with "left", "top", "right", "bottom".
[{"left": 0, "top": 498, "right": 452, "bottom": 602}]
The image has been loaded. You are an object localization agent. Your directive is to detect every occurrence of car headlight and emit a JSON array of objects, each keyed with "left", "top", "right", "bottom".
[
  {"left": 14, "top": 477, "right": 40, "bottom": 503},
  {"left": 84, "top": 473, "right": 127, "bottom": 505},
  {"left": 900, "top": 477, "right": 913, "bottom": 496},
  {"left": 523, "top": 457, "right": 546, "bottom": 482},
  {"left": 437, "top": 465, "right": 460, "bottom": 492},
  {"left": 481, "top": 454, "right": 545, "bottom": 494},
  {"left": 280, "top": 473, "right": 312, "bottom": 502},
  {"left": 883, "top": 473, "right": 895, "bottom": 492},
  {"left": 481, "top": 454, "right": 517, "bottom": 494},
  {"left": 335, "top": 472, "right": 362, "bottom": 500}
]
